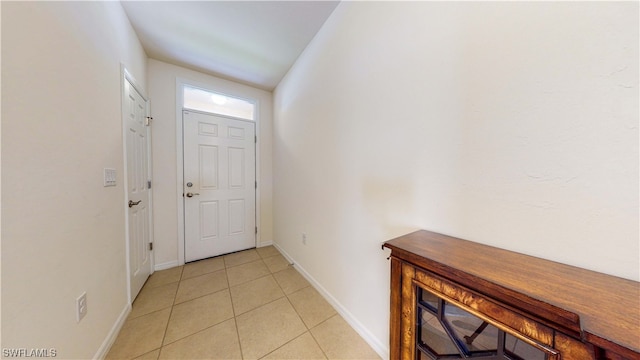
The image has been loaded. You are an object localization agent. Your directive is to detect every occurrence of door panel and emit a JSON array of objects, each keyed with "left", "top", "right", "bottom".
[
  {"left": 184, "top": 110, "right": 256, "bottom": 262},
  {"left": 200, "top": 145, "right": 219, "bottom": 188},
  {"left": 125, "top": 80, "right": 152, "bottom": 300},
  {"left": 228, "top": 199, "right": 246, "bottom": 235},
  {"left": 200, "top": 201, "right": 219, "bottom": 238},
  {"left": 228, "top": 147, "right": 245, "bottom": 188}
]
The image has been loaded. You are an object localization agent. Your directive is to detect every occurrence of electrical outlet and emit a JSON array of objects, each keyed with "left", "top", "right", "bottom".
[
  {"left": 302, "top": 233, "right": 307, "bottom": 245},
  {"left": 76, "top": 292, "right": 87, "bottom": 322}
]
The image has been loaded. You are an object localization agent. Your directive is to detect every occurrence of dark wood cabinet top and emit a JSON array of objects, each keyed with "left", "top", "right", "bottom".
[{"left": 383, "top": 230, "right": 640, "bottom": 356}]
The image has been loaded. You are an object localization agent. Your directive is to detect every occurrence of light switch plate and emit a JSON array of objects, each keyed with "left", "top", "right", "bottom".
[{"left": 104, "top": 168, "right": 116, "bottom": 187}]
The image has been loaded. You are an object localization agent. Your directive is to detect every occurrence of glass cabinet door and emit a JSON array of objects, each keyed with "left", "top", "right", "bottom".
[{"left": 416, "top": 287, "right": 557, "bottom": 360}]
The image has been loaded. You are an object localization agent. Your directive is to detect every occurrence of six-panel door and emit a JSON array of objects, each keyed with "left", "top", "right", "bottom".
[
  {"left": 125, "top": 79, "right": 152, "bottom": 299},
  {"left": 183, "top": 110, "right": 256, "bottom": 262}
]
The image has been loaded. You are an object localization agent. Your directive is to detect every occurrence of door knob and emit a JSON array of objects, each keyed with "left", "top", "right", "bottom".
[
  {"left": 186, "top": 192, "right": 200, "bottom": 198},
  {"left": 128, "top": 200, "right": 142, "bottom": 208}
]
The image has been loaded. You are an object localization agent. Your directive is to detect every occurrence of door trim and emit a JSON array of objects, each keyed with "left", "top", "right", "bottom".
[
  {"left": 122, "top": 65, "right": 154, "bottom": 304},
  {"left": 175, "top": 77, "right": 261, "bottom": 266}
]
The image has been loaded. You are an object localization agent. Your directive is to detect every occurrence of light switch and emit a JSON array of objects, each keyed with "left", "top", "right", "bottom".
[{"left": 104, "top": 168, "right": 116, "bottom": 187}]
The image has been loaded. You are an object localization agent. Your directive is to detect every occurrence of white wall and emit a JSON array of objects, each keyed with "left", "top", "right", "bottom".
[
  {"left": 273, "top": 2, "right": 638, "bottom": 358},
  {"left": 2, "top": 2, "right": 147, "bottom": 358},
  {"left": 148, "top": 59, "right": 273, "bottom": 268}
]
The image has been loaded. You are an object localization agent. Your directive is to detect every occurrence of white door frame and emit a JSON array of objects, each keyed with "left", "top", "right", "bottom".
[
  {"left": 122, "top": 65, "right": 154, "bottom": 304},
  {"left": 175, "top": 77, "right": 261, "bottom": 265}
]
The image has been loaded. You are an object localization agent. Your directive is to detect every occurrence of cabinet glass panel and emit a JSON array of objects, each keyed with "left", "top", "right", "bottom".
[
  {"left": 418, "top": 307, "right": 459, "bottom": 356},
  {"left": 416, "top": 287, "right": 553, "bottom": 359},
  {"left": 504, "top": 333, "right": 546, "bottom": 360},
  {"left": 420, "top": 289, "right": 439, "bottom": 312},
  {"left": 443, "top": 301, "right": 499, "bottom": 353}
]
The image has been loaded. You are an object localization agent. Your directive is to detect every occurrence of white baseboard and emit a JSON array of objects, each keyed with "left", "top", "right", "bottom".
[
  {"left": 155, "top": 260, "right": 179, "bottom": 271},
  {"left": 272, "top": 243, "right": 389, "bottom": 360},
  {"left": 257, "top": 240, "right": 273, "bottom": 247},
  {"left": 94, "top": 302, "right": 131, "bottom": 360}
]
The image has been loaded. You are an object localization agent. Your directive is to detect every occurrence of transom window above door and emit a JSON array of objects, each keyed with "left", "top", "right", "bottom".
[{"left": 183, "top": 85, "right": 255, "bottom": 120}]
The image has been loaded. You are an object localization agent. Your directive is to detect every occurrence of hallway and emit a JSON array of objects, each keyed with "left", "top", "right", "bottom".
[{"left": 106, "top": 247, "right": 381, "bottom": 359}]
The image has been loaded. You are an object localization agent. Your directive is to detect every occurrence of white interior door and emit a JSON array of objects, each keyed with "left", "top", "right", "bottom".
[
  {"left": 125, "top": 79, "right": 152, "bottom": 299},
  {"left": 183, "top": 110, "right": 256, "bottom": 262}
]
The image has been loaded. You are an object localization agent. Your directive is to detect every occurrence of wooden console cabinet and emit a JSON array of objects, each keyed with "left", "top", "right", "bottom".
[{"left": 383, "top": 230, "right": 639, "bottom": 360}]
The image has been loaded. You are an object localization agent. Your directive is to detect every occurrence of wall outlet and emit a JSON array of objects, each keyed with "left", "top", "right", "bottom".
[
  {"left": 76, "top": 292, "right": 87, "bottom": 322},
  {"left": 302, "top": 233, "right": 307, "bottom": 245}
]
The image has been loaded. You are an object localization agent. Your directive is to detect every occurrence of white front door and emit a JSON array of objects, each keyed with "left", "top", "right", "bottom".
[
  {"left": 125, "top": 79, "right": 152, "bottom": 299},
  {"left": 183, "top": 110, "right": 256, "bottom": 262}
]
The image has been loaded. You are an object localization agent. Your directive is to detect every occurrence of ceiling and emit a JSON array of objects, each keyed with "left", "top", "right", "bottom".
[{"left": 121, "top": 1, "right": 340, "bottom": 91}]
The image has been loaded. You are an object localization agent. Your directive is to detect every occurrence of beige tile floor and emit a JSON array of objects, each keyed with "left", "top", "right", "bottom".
[{"left": 106, "top": 246, "right": 381, "bottom": 360}]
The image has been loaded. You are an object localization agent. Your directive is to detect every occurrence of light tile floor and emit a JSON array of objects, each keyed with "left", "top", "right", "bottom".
[{"left": 106, "top": 246, "right": 381, "bottom": 360}]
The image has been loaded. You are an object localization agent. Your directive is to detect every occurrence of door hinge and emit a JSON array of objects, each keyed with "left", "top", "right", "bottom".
[
  {"left": 255, "top": 227, "right": 258, "bottom": 234},
  {"left": 255, "top": 181, "right": 257, "bottom": 189},
  {"left": 255, "top": 136, "right": 257, "bottom": 144},
  {"left": 145, "top": 116, "right": 153, "bottom": 126},
  {"left": 147, "top": 180, "right": 152, "bottom": 189},
  {"left": 149, "top": 242, "right": 153, "bottom": 251}
]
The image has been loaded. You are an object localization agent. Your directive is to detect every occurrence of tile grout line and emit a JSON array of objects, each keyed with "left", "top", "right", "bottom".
[
  {"left": 257, "top": 331, "right": 325, "bottom": 360},
  {"left": 281, "top": 274, "right": 337, "bottom": 360},
  {"left": 177, "top": 268, "right": 228, "bottom": 300},
  {"left": 225, "top": 254, "right": 247, "bottom": 360},
  {"left": 283, "top": 288, "right": 330, "bottom": 360},
  {"left": 232, "top": 315, "right": 246, "bottom": 359},
  {"left": 180, "top": 266, "right": 226, "bottom": 282},
  {"left": 307, "top": 329, "right": 331, "bottom": 360},
  {"left": 160, "top": 292, "right": 236, "bottom": 347},
  {"left": 227, "top": 259, "right": 272, "bottom": 287},
  {"left": 124, "top": 266, "right": 184, "bottom": 359},
  {"left": 230, "top": 273, "right": 286, "bottom": 315},
  {"left": 271, "top": 254, "right": 353, "bottom": 359},
  {"left": 181, "top": 255, "right": 225, "bottom": 280},
  {"left": 157, "top": 260, "right": 240, "bottom": 353},
  {"left": 233, "top": 248, "right": 308, "bottom": 359},
  {"left": 240, "top": 285, "right": 307, "bottom": 359},
  {"left": 231, "top": 263, "right": 244, "bottom": 359},
  {"left": 155, "top": 265, "right": 184, "bottom": 359},
  {"left": 264, "top": 257, "right": 329, "bottom": 359},
  {"left": 126, "top": 286, "right": 177, "bottom": 321},
  {"left": 158, "top": 257, "right": 280, "bottom": 348},
  {"left": 115, "top": 247, "right": 342, "bottom": 360}
]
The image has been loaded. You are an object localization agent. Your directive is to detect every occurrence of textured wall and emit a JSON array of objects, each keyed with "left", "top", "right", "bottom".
[
  {"left": 2, "top": 1, "right": 147, "bottom": 358},
  {"left": 273, "top": 2, "right": 638, "bottom": 358}
]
